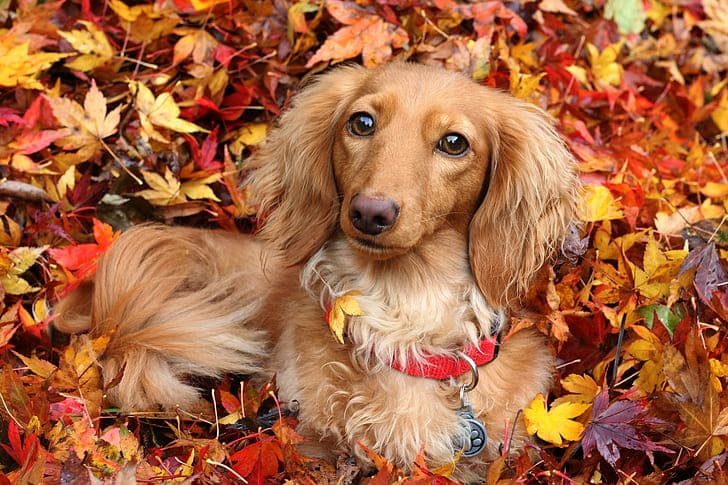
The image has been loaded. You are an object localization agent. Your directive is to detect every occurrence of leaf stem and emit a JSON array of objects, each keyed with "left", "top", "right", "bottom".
[{"left": 611, "top": 312, "right": 627, "bottom": 388}]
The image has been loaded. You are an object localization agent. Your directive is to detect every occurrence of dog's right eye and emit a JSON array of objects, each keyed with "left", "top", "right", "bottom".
[{"left": 347, "top": 112, "right": 376, "bottom": 137}]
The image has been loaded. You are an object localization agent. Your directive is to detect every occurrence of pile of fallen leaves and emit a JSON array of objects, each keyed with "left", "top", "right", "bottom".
[{"left": 1, "top": 0, "right": 727, "bottom": 483}]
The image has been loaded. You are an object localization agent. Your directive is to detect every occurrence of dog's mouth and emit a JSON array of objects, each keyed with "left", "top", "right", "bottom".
[{"left": 349, "top": 237, "right": 408, "bottom": 257}]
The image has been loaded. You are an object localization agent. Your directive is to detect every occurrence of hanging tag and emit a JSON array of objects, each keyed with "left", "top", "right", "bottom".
[{"left": 457, "top": 403, "right": 487, "bottom": 457}]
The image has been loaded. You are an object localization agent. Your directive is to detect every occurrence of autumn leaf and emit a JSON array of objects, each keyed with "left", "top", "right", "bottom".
[
  {"left": 229, "top": 435, "right": 283, "bottom": 482},
  {"left": 0, "top": 35, "right": 70, "bottom": 90},
  {"left": 180, "top": 173, "right": 222, "bottom": 201},
  {"left": 553, "top": 373, "right": 601, "bottom": 407},
  {"left": 604, "top": 0, "right": 646, "bottom": 35},
  {"left": 679, "top": 242, "right": 728, "bottom": 318},
  {"left": 135, "top": 168, "right": 184, "bottom": 205},
  {"left": 130, "top": 81, "right": 207, "bottom": 143},
  {"left": 0, "top": 246, "right": 47, "bottom": 295},
  {"left": 523, "top": 393, "right": 590, "bottom": 446},
  {"left": 325, "top": 291, "right": 364, "bottom": 344},
  {"left": 306, "top": 0, "right": 408, "bottom": 67},
  {"left": 58, "top": 21, "right": 115, "bottom": 72},
  {"left": 625, "top": 325, "right": 666, "bottom": 395},
  {"left": 109, "top": 0, "right": 179, "bottom": 43},
  {"left": 49, "top": 218, "right": 119, "bottom": 288},
  {"left": 580, "top": 184, "right": 624, "bottom": 222},
  {"left": 586, "top": 41, "right": 624, "bottom": 87},
  {"left": 46, "top": 81, "right": 121, "bottom": 163},
  {"left": 172, "top": 27, "right": 218, "bottom": 66},
  {"left": 581, "top": 389, "right": 672, "bottom": 467}
]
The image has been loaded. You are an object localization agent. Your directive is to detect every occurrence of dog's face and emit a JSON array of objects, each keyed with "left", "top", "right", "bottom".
[
  {"left": 332, "top": 68, "right": 493, "bottom": 258},
  {"left": 251, "top": 62, "right": 577, "bottom": 306}
]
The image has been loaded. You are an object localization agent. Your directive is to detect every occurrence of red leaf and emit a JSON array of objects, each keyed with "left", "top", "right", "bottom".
[
  {"left": 48, "top": 219, "right": 119, "bottom": 289},
  {"left": 229, "top": 436, "right": 283, "bottom": 484},
  {"left": 12, "top": 130, "right": 66, "bottom": 155},
  {"left": 582, "top": 389, "right": 672, "bottom": 467},
  {"left": 0, "top": 420, "right": 38, "bottom": 466}
]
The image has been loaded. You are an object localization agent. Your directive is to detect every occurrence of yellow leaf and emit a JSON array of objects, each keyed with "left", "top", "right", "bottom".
[
  {"left": 710, "top": 359, "right": 728, "bottom": 392},
  {"left": 58, "top": 21, "right": 114, "bottom": 72},
  {"left": 136, "top": 169, "right": 184, "bottom": 206},
  {"left": 625, "top": 325, "right": 666, "bottom": 394},
  {"left": 523, "top": 393, "right": 590, "bottom": 446},
  {"left": 180, "top": 173, "right": 222, "bottom": 201},
  {"left": 580, "top": 184, "right": 624, "bottom": 222},
  {"left": 326, "top": 291, "right": 364, "bottom": 344},
  {"left": 235, "top": 123, "right": 268, "bottom": 147},
  {"left": 700, "top": 181, "right": 728, "bottom": 200},
  {"left": 57, "top": 166, "right": 76, "bottom": 199},
  {"left": 586, "top": 42, "right": 624, "bottom": 87},
  {"left": 565, "top": 65, "right": 589, "bottom": 86},
  {"left": 13, "top": 351, "right": 57, "bottom": 379},
  {"left": 131, "top": 81, "right": 207, "bottom": 143},
  {"left": 553, "top": 374, "right": 601, "bottom": 407},
  {"left": 0, "top": 39, "right": 70, "bottom": 90},
  {"left": 510, "top": 71, "right": 546, "bottom": 100},
  {"left": 47, "top": 81, "right": 120, "bottom": 162},
  {"left": 0, "top": 246, "right": 47, "bottom": 295},
  {"left": 190, "top": 0, "right": 229, "bottom": 10}
]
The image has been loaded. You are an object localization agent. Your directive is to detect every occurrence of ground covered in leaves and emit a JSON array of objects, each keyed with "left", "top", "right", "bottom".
[{"left": 1, "top": 0, "right": 727, "bottom": 483}]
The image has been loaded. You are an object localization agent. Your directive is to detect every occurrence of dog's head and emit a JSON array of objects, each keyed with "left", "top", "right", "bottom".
[{"left": 250, "top": 62, "right": 578, "bottom": 307}]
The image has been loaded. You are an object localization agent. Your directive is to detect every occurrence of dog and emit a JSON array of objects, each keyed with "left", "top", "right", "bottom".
[{"left": 54, "top": 62, "right": 578, "bottom": 480}]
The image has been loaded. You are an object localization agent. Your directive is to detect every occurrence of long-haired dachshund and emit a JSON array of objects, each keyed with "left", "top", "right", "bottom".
[{"left": 55, "top": 62, "right": 578, "bottom": 480}]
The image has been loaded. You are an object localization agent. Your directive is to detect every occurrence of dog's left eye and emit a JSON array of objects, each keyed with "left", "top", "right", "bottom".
[
  {"left": 436, "top": 133, "right": 470, "bottom": 157},
  {"left": 347, "top": 112, "right": 376, "bottom": 137}
]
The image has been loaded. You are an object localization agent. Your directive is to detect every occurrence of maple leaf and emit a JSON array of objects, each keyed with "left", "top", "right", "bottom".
[
  {"left": 172, "top": 27, "right": 218, "bottom": 66},
  {"left": 48, "top": 218, "right": 119, "bottom": 290},
  {"left": 553, "top": 373, "right": 601, "bottom": 407},
  {"left": 46, "top": 81, "right": 121, "bottom": 163},
  {"left": 130, "top": 81, "right": 207, "bottom": 143},
  {"left": 580, "top": 184, "right": 624, "bottom": 222},
  {"left": 306, "top": 0, "right": 408, "bottom": 67},
  {"left": 586, "top": 41, "right": 624, "bottom": 88},
  {"left": 47, "top": 418, "right": 98, "bottom": 462},
  {"left": 523, "top": 393, "right": 590, "bottom": 446},
  {"left": 581, "top": 389, "right": 672, "bottom": 467},
  {"left": 679, "top": 242, "right": 728, "bottom": 319},
  {"left": 325, "top": 291, "right": 364, "bottom": 344},
  {"left": 709, "top": 358, "right": 728, "bottom": 392},
  {"left": 229, "top": 435, "right": 283, "bottom": 483},
  {"left": 661, "top": 330, "right": 727, "bottom": 460},
  {"left": 50, "top": 334, "right": 108, "bottom": 417},
  {"left": 628, "top": 231, "right": 688, "bottom": 300},
  {"left": 0, "top": 35, "right": 70, "bottom": 90},
  {"left": 625, "top": 325, "right": 666, "bottom": 395},
  {"left": 181, "top": 174, "right": 222, "bottom": 201},
  {"left": 135, "top": 168, "right": 184, "bottom": 205},
  {"left": 0, "top": 246, "right": 47, "bottom": 295},
  {"left": 109, "top": 0, "right": 180, "bottom": 44},
  {"left": 57, "top": 21, "right": 114, "bottom": 71}
]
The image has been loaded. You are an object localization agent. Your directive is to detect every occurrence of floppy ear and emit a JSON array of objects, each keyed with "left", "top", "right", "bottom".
[
  {"left": 247, "top": 65, "right": 370, "bottom": 264},
  {"left": 469, "top": 97, "right": 578, "bottom": 307}
]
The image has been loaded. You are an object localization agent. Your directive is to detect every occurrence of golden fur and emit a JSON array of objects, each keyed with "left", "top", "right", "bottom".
[{"left": 54, "top": 62, "right": 578, "bottom": 479}]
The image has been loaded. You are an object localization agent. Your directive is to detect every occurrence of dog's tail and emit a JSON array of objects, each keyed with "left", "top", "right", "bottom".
[{"left": 53, "top": 224, "right": 270, "bottom": 411}]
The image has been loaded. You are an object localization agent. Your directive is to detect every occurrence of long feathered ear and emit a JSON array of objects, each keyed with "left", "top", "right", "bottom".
[
  {"left": 469, "top": 97, "right": 579, "bottom": 307},
  {"left": 247, "top": 65, "right": 370, "bottom": 264}
]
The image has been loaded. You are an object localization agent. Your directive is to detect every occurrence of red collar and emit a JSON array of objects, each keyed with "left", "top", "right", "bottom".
[
  {"left": 388, "top": 336, "right": 500, "bottom": 380},
  {"left": 325, "top": 293, "right": 500, "bottom": 380}
]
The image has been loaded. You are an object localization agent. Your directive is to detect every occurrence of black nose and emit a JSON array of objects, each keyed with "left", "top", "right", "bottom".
[{"left": 349, "top": 194, "right": 399, "bottom": 235}]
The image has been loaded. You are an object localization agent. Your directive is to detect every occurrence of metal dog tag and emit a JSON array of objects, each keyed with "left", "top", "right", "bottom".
[{"left": 458, "top": 403, "right": 487, "bottom": 457}]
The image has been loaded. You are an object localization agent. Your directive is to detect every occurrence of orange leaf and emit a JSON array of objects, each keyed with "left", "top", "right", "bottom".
[{"left": 306, "top": 0, "right": 408, "bottom": 67}]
